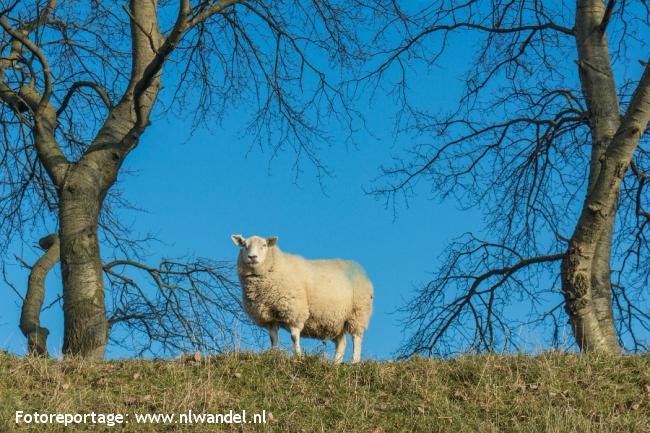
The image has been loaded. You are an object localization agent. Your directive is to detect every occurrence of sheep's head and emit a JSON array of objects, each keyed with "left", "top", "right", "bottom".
[{"left": 231, "top": 234, "right": 278, "bottom": 268}]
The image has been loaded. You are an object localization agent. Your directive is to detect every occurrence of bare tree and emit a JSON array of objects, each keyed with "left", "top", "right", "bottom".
[
  {"left": 364, "top": 0, "right": 650, "bottom": 355},
  {"left": 13, "top": 235, "right": 245, "bottom": 357},
  {"left": 0, "top": 0, "right": 394, "bottom": 358},
  {"left": 104, "top": 257, "right": 246, "bottom": 356}
]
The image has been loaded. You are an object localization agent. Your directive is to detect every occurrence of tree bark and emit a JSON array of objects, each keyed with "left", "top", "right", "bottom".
[
  {"left": 562, "top": 45, "right": 650, "bottom": 351},
  {"left": 57, "top": 0, "right": 167, "bottom": 358},
  {"left": 562, "top": 162, "right": 624, "bottom": 352},
  {"left": 576, "top": 0, "right": 622, "bottom": 352},
  {"left": 589, "top": 198, "right": 620, "bottom": 349},
  {"left": 2, "top": 0, "right": 239, "bottom": 358},
  {"left": 19, "top": 233, "right": 59, "bottom": 356},
  {"left": 59, "top": 164, "right": 108, "bottom": 359},
  {"left": 560, "top": 0, "right": 625, "bottom": 352}
]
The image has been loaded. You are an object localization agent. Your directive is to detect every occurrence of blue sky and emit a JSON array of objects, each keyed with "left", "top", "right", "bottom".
[
  {"left": 114, "top": 113, "right": 478, "bottom": 360},
  {"left": 0, "top": 36, "right": 483, "bottom": 360},
  {"left": 1, "top": 2, "right": 647, "bottom": 359},
  {"left": 0, "top": 112, "right": 478, "bottom": 360}
]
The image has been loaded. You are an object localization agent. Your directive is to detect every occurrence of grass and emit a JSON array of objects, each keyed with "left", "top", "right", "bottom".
[{"left": 1, "top": 350, "right": 649, "bottom": 432}]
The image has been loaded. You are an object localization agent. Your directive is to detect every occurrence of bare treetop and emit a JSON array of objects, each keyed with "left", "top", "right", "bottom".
[
  {"left": 0, "top": 0, "right": 397, "bottom": 249},
  {"left": 362, "top": 0, "right": 650, "bottom": 355},
  {"left": 0, "top": 0, "right": 399, "bottom": 358}
]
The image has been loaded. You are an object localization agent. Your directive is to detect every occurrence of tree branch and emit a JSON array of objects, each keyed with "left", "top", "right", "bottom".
[
  {"left": 0, "top": 16, "right": 53, "bottom": 111},
  {"left": 103, "top": 257, "right": 248, "bottom": 355},
  {"left": 599, "top": 0, "right": 616, "bottom": 34},
  {"left": 400, "top": 234, "right": 564, "bottom": 356},
  {"left": 57, "top": 81, "right": 112, "bottom": 116},
  {"left": 187, "top": 0, "right": 240, "bottom": 28},
  {"left": 19, "top": 233, "right": 60, "bottom": 356}
]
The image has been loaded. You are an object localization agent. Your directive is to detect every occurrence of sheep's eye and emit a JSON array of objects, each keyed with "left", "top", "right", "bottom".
[{"left": 262, "top": 243, "right": 267, "bottom": 248}]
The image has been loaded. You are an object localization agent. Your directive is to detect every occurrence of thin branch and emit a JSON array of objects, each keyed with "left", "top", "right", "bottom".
[{"left": 56, "top": 81, "right": 112, "bottom": 116}]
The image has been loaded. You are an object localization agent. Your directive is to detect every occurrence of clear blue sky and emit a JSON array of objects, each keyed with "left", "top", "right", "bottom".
[
  {"left": 1, "top": 4, "right": 646, "bottom": 359},
  {"left": 0, "top": 35, "right": 483, "bottom": 360}
]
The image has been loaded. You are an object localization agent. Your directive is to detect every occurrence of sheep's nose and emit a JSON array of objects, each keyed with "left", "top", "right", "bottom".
[{"left": 248, "top": 254, "right": 258, "bottom": 260}]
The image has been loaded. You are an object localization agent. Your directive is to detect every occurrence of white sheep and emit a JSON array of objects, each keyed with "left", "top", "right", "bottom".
[{"left": 231, "top": 234, "right": 374, "bottom": 363}]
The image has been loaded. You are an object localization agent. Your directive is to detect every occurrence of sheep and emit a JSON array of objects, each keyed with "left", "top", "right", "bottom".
[{"left": 231, "top": 234, "right": 374, "bottom": 363}]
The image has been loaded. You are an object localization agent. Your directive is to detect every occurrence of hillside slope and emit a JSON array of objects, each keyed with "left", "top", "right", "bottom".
[{"left": 1, "top": 351, "right": 649, "bottom": 432}]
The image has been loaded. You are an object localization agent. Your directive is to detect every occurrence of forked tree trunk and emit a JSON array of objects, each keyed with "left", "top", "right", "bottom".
[
  {"left": 54, "top": 0, "right": 164, "bottom": 359},
  {"left": 561, "top": 160, "right": 626, "bottom": 352},
  {"left": 2, "top": 0, "right": 213, "bottom": 359},
  {"left": 578, "top": 3, "right": 622, "bottom": 348},
  {"left": 561, "top": 87, "right": 650, "bottom": 351},
  {"left": 59, "top": 165, "right": 108, "bottom": 359},
  {"left": 560, "top": 0, "right": 629, "bottom": 353},
  {"left": 565, "top": 159, "right": 620, "bottom": 352}
]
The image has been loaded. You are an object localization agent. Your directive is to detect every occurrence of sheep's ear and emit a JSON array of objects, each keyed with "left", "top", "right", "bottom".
[
  {"left": 267, "top": 236, "right": 278, "bottom": 247},
  {"left": 231, "top": 234, "right": 246, "bottom": 247}
]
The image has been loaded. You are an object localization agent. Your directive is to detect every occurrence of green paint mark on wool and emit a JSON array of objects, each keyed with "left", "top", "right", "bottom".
[{"left": 345, "top": 261, "right": 367, "bottom": 281}]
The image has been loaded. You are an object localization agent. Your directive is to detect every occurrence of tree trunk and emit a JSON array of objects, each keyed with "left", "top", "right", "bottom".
[
  {"left": 561, "top": 62, "right": 650, "bottom": 350},
  {"left": 561, "top": 0, "right": 627, "bottom": 353},
  {"left": 3, "top": 0, "right": 165, "bottom": 359},
  {"left": 561, "top": 160, "right": 625, "bottom": 353},
  {"left": 589, "top": 198, "right": 620, "bottom": 349},
  {"left": 561, "top": 167, "right": 621, "bottom": 353},
  {"left": 59, "top": 164, "right": 108, "bottom": 359},
  {"left": 20, "top": 233, "right": 59, "bottom": 356},
  {"left": 55, "top": 0, "right": 164, "bottom": 356}
]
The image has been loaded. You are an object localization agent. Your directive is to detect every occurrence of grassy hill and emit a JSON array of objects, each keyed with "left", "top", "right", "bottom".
[{"left": 1, "top": 350, "right": 649, "bottom": 432}]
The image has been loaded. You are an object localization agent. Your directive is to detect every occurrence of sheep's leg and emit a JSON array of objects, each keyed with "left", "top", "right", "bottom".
[
  {"left": 333, "top": 333, "right": 346, "bottom": 364},
  {"left": 268, "top": 324, "right": 279, "bottom": 349},
  {"left": 289, "top": 326, "right": 302, "bottom": 356},
  {"left": 352, "top": 334, "right": 363, "bottom": 363}
]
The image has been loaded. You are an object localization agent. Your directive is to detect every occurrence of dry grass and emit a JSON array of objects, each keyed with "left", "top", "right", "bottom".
[{"left": 1, "top": 351, "right": 649, "bottom": 432}]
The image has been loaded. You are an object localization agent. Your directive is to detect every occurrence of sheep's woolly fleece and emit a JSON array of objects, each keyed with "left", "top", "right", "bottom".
[{"left": 232, "top": 234, "right": 373, "bottom": 363}]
